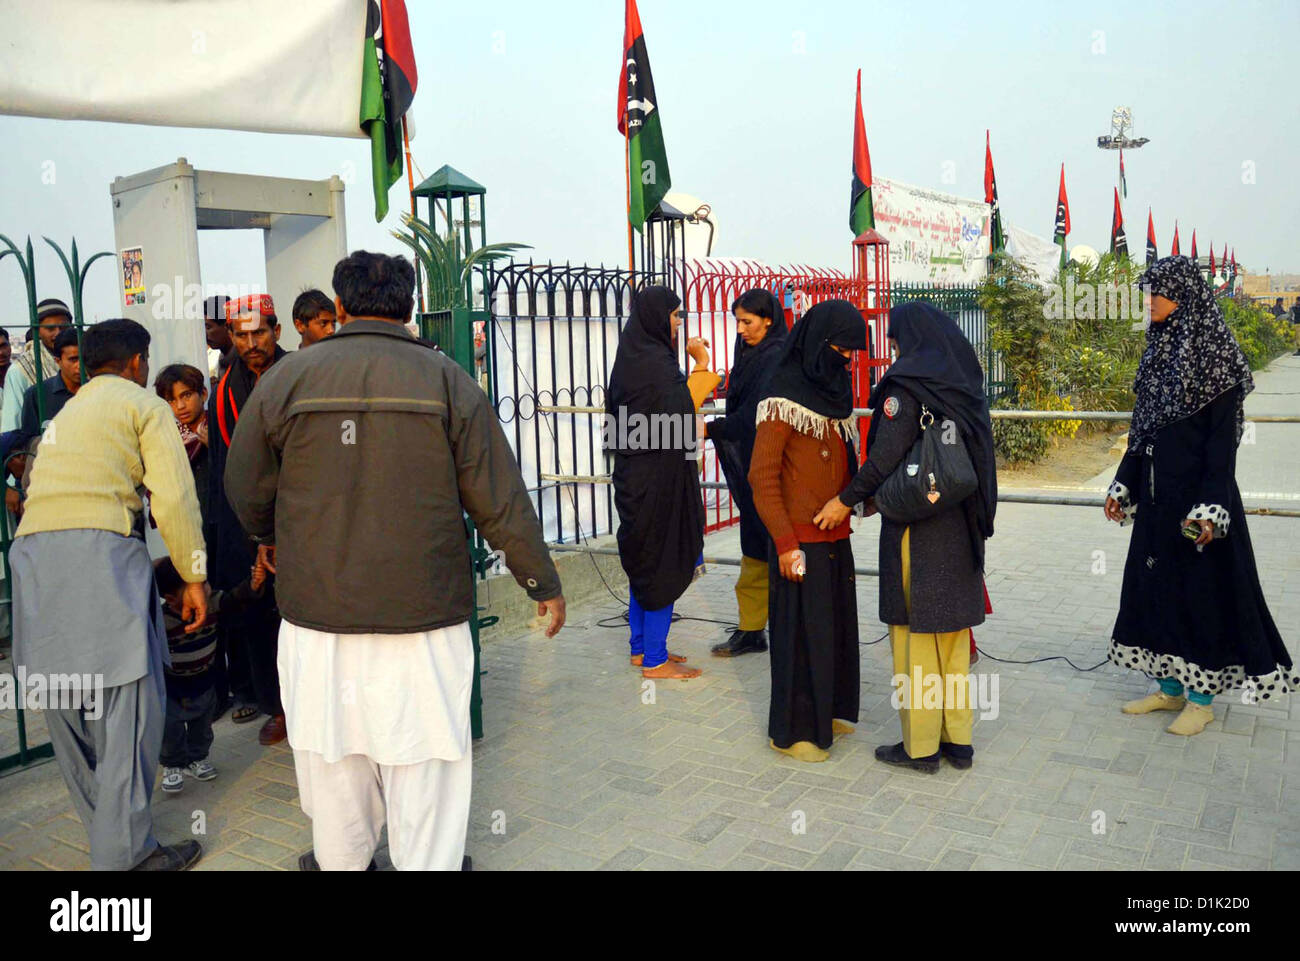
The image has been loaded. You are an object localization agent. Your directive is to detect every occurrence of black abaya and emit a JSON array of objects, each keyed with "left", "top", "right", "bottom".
[
  {"left": 767, "top": 540, "right": 859, "bottom": 750},
  {"left": 606, "top": 287, "right": 704, "bottom": 611},
  {"left": 1108, "top": 388, "right": 1298, "bottom": 698}
]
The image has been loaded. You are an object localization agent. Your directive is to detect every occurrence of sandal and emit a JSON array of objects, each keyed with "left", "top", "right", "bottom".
[{"left": 231, "top": 705, "right": 261, "bottom": 724}]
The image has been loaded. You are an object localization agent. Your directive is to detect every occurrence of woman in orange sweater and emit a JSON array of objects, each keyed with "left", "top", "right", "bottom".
[{"left": 748, "top": 300, "right": 867, "bottom": 762}]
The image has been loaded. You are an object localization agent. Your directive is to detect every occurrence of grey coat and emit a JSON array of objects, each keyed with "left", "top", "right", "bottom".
[
  {"left": 841, "top": 386, "right": 986, "bottom": 634},
  {"left": 224, "top": 319, "right": 561, "bottom": 635}
]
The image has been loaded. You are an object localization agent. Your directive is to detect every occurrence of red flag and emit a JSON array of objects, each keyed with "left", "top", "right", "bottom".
[
  {"left": 380, "top": 0, "right": 417, "bottom": 116},
  {"left": 1191, "top": 230, "right": 1198, "bottom": 262},
  {"left": 1231, "top": 248, "right": 1236, "bottom": 271},
  {"left": 1209, "top": 245, "right": 1216, "bottom": 275},
  {"left": 849, "top": 69, "right": 874, "bottom": 235},
  {"left": 1053, "top": 164, "right": 1070, "bottom": 248},
  {"left": 616, "top": 0, "right": 645, "bottom": 134},
  {"left": 1171, "top": 222, "right": 1181, "bottom": 256},
  {"left": 1110, "top": 187, "right": 1127, "bottom": 256}
]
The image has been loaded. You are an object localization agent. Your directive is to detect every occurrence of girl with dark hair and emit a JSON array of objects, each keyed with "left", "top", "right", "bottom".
[
  {"left": 606, "top": 286, "right": 719, "bottom": 680},
  {"left": 706, "top": 288, "right": 788, "bottom": 658},
  {"left": 816, "top": 301, "right": 996, "bottom": 772},
  {"left": 749, "top": 299, "right": 867, "bottom": 761},
  {"left": 1106, "top": 256, "right": 1297, "bottom": 735}
]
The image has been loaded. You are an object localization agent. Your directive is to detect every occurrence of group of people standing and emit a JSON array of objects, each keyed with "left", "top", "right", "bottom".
[
  {"left": 7, "top": 251, "right": 564, "bottom": 871},
  {"left": 605, "top": 254, "right": 1296, "bottom": 774},
  {"left": 606, "top": 286, "right": 996, "bottom": 771}
]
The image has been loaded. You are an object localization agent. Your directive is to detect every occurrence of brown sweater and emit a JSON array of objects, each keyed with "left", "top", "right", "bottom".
[{"left": 748, "top": 418, "right": 853, "bottom": 556}]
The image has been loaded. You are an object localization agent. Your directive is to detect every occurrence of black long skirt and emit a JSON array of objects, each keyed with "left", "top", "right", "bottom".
[{"left": 767, "top": 540, "right": 860, "bottom": 750}]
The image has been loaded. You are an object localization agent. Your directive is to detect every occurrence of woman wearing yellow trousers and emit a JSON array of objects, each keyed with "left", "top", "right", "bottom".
[{"left": 815, "top": 302, "right": 996, "bottom": 772}]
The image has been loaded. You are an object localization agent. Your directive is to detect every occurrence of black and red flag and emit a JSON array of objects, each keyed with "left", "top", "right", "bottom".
[
  {"left": 984, "top": 130, "right": 1005, "bottom": 254},
  {"left": 618, "top": 0, "right": 672, "bottom": 230},
  {"left": 1171, "top": 221, "right": 1181, "bottom": 256},
  {"left": 1110, "top": 187, "right": 1128, "bottom": 257},
  {"left": 849, "top": 69, "right": 874, "bottom": 235},
  {"left": 361, "top": 0, "right": 418, "bottom": 221},
  {"left": 1190, "top": 229, "right": 1198, "bottom": 263},
  {"left": 1145, "top": 209, "right": 1157, "bottom": 263},
  {"left": 1053, "top": 164, "right": 1070, "bottom": 269}
]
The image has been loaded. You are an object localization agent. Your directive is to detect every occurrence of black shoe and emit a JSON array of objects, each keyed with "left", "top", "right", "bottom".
[
  {"left": 298, "top": 850, "right": 378, "bottom": 871},
  {"left": 133, "top": 840, "right": 203, "bottom": 871},
  {"left": 940, "top": 742, "right": 974, "bottom": 770},
  {"left": 874, "top": 741, "right": 940, "bottom": 773},
  {"left": 301, "top": 850, "right": 379, "bottom": 871},
  {"left": 710, "top": 629, "right": 768, "bottom": 657}
]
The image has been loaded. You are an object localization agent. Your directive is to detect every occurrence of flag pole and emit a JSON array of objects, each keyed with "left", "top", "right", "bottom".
[
  {"left": 403, "top": 114, "right": 424, "bottom": 314},
  {"left": 625, "top": 123, "right": 635, "bottom": 287}
]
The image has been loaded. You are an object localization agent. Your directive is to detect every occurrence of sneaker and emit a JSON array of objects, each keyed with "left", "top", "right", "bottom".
[
  {"left": 161, "top": 767, "right": 184, "bottom": 793},
  {"left": 185, "top": 759, "right": 217, "bottom": 781}
]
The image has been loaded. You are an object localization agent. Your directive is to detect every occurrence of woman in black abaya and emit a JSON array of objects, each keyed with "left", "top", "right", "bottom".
[
  {"left": 706, "top": 288, "right": 787, "bottom": 658},
  {"left": 606, "top": 286, "right": 709, "bottom": 680},
  {"left": 1106, "top": 256, "right": 1298, "bottom": 735}
]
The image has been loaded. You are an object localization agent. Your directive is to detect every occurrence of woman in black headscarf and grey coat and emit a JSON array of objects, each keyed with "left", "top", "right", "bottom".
[
  {"left": 816, "top": 301, "right": 996, "bottom": 773},
  {"left": 706, "top": 289, "right": 787, "bottom": 658},
  {"left": 1106, "top": 256, "right": 1297, "bottom": 736},
  {"left": 605, "top": 285, "right": 718, "bottom": 680}
]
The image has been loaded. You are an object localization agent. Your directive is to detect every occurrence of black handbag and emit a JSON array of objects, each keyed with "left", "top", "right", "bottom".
[{"left": 874, "top": 405, "right": 978, "bottom": 523}]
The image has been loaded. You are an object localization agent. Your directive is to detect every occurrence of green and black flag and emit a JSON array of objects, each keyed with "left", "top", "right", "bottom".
[
  {"left": 360, "top": 0, "right": 417, "bottom": 222},
  {"left": 618, "top": 0, "right": 672, "bottom": 231},
  {"left": 984, "top": 130, "right": 1005, "bottom": 254},
  {"left": 850, "top": 69, "right": 874, "bottom": 235}
]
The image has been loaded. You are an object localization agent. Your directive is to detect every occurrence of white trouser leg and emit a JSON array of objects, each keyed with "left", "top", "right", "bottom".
[
  {"left": 380, "top": 749, "right": 473, "bottom": 871},
  {"left": 293, "top": 749, "right": 384, "bottom": 870}
]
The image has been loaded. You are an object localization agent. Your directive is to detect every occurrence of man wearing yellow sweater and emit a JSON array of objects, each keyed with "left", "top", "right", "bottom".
[{"left": 10, "top": 319, "right": 211, "bottom": 871}]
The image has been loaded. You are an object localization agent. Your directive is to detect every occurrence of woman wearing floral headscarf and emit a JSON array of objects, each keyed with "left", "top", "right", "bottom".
[{"left": 1105, "top": 256, "right": 1297, "bottom": 736}]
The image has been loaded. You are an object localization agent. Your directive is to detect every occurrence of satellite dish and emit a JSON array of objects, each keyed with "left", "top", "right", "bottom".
[
  {"left": 664, "top": 191, "right": 718, "bottom": 260},
  {"left": 1069, "top": 244, "right": 1100, "bottom": 268}
]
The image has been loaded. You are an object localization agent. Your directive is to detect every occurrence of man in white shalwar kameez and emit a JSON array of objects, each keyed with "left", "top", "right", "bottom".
[{"left": 224, "top": 252, "right": 564, "bottom": 871}]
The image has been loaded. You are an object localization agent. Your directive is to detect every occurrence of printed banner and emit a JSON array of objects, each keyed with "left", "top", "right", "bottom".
[{"left": 870, "top": 177, "right": 991, "bottom": 283}]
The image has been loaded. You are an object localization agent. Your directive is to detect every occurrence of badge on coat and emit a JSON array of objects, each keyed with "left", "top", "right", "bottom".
[{"left": 883, "top": 396, "right": 900, "bottom": 419}]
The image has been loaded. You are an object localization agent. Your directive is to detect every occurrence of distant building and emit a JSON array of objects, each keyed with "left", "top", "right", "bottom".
[{"left": 1241, "top": 271, "right": 1300, "bottom": 306}]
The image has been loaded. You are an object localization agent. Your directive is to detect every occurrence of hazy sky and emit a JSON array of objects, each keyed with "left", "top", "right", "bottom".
[{"left": 2, "top": 0, "right": 1297, "bottom": 322}]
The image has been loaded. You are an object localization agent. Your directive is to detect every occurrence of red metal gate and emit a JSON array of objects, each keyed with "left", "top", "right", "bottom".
[{"left": 677, "top": 246, "right": 890, "bottom": 534}]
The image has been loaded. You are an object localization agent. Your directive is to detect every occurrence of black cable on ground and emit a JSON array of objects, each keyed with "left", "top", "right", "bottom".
[{"left": 499, "top": 333, "right": 1115, "bottom": 674}]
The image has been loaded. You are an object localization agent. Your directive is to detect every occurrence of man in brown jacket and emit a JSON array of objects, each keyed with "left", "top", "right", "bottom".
[{"left": 225, "top": 251, "right": 564, "bottom": 871}]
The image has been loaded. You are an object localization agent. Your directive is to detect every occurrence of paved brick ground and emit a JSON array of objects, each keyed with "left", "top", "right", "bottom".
[{"left": 1, "top": 358, "right": 1297, "bottom": 871}]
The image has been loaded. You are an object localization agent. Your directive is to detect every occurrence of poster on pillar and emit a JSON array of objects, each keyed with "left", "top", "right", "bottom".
[{"left": 870, "top": 177, "right": 991, "bottom": 284}]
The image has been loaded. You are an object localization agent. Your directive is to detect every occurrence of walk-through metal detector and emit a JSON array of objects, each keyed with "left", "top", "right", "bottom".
[{"left": 110, "top": 157, "right": 348, "bottom": 371}]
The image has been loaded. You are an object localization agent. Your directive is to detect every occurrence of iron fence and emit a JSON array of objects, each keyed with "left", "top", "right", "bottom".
[{"left": 485, "top": 260, "right": 996, "bottom": 546}]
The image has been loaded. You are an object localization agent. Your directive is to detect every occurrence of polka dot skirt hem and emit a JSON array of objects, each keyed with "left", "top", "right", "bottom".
[{"left": 1108, "top": 639, "right": 1300, "bottom": 700}]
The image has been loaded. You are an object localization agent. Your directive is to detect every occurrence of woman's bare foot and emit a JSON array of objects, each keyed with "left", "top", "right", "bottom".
[
  {"left": 641, "top": 660, "right": 702, "bottom": 680},
  {"left": 630, "top": 652, "right": 688, "bottom": 667},
  {"left": 769, "top": 739, "right": 829, "bottom": 762},
  {"left": 832, "top": 719, "right": 855, "bottom": 739}
]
